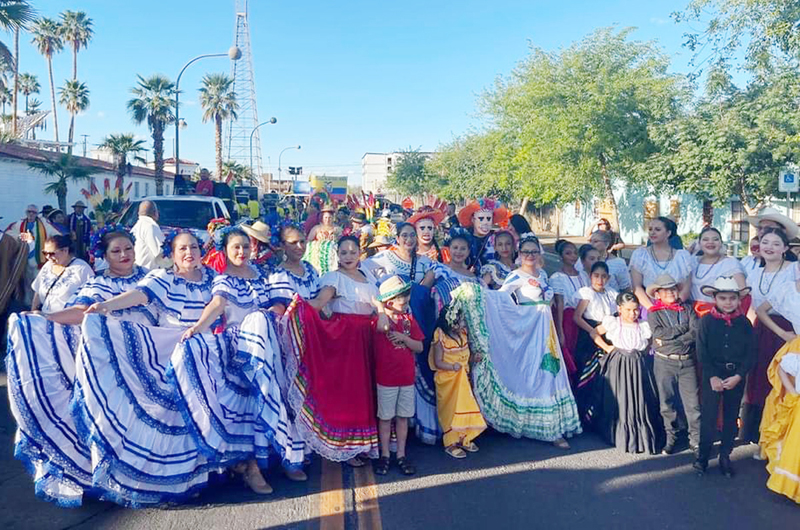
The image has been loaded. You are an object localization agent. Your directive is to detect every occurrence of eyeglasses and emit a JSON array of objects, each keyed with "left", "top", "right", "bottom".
[
  {"left": 398, "top": 233, "right": 416, "bottom": 240},
  {"left": 43, "top": 249, "right": 65, "bottom": 258},
  {"left": 519, "top": 250, "right": 540, "bottom": 256}
]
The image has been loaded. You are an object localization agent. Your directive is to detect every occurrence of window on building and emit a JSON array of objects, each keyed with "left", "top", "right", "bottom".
[
  {"left": 730, "top": 200, "right": 750, "bottom": 242},
  {"left": 134, "top": 182, "right": 140, "bottom": 198},
  {"left": 669, "top": 199, "right": 681, "bottom": 224},
  {"left": 643, "top": 200, "right": 660, "bottom": 231},
  {"left": 145, "top": 183, "right": 150, "bottom": 196}
]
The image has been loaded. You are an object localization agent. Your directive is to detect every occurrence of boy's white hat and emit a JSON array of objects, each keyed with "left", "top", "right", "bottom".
[{"left": 700, "top": 276, "right": 752, "bottom": 298}]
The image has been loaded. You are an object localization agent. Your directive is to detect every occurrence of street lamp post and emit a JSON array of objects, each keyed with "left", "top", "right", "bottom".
[
  {"left": 278, "top": 145, "right": 301, "bottom": 184},
  {"left": 174, "top": 46, "right": 242, "bottom": 191},
  {"left": 249, "top": 117, "right": 277, "bottom": 179}
]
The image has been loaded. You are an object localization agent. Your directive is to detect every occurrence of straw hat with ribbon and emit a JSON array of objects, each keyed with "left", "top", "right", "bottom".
[
  {"left": 241, "top": 221, "right": 271, "bottom": 244},
  {"left": 377, "top": 275, "right": 412, "bottom": 302},
  {"left": 700, "top": 276, "right": 752, "bottom": 298},
  {"left": 747, "top": 207, "right": 799, "bottom": 240}
]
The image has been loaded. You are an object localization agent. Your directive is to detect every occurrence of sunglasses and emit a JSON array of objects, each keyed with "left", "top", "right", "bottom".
[{"left": 43, "top": 249, "right": 65, "bottom": 257}]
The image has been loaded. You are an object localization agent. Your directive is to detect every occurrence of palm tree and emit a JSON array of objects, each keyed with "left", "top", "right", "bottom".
[
  {"left": 18, "top": 72, "right": 37, "bottom": 112},
  {"left": 127, "top": 74, "right": 175, "bottom": 196},
  {"left": 27, "top": 96, "right": 40, "bottom": 138},
  {"left": 0, "top": 85, "right": 10, "bottom": 115},
  {"left": 199, "top": 73, "right": 237, "bottom": 181},
  {"left": 222, "top": 160, "right": 252, "bottom": 185},
  {"left": 29, "top": 153, "right": 97, "bottom": 212},
  {"left": 58, "top": 79, "right": 88, "bottom": 154},
  {"left": 0, "top": 1, "right": 34, "bottom": 65},
  {"left": 59, "top": 10, "right": 92, "bottom": 80},
  {"left": 99, "top": 133, "right": 147, "bottom": 189},
  {"left": 30, "top": 17, "right": 62, "bottom": 142}
]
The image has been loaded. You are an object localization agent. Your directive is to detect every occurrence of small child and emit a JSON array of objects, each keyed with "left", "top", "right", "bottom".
[
  {"left": 373, "top": 276, "right": 424, "bottom": 476},
  {"left": 646, "top": 274, "right": 700, "bottom": 455},
  {"left": 430, "top": 306, "right": 487, "bottom": 459},
  {"left": 695, "top": 276, "right": 756, "bottom": 477}
]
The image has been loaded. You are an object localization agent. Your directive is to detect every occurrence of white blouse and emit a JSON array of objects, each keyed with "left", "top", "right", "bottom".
[
  {"left": 550, "top": 271, "right": 587, "bottom": 309},
  {"left": 575, "top": 286, "right": 619, "bottom": 322},
  {"left": 746, "top": 263, "right": 797, "bottom": 315},
  {"left": 499, "top": 269, "right": 552, "bottom": 303},
  {"left": 212, "top": 266, "right": 272, "bottom": 328},
  {"left": 762, "top": 264, "right": 800, "bottom": 334},
  {"left": 320, "top": 268, "right": 380, "bottom": 315},
  {"left": 690, "top": 256, "right": 745, "bottom": 302},
  {"left": 602, "top": 315, "right": 651, "bottom": 351},
  {"left": 32, "top": 259, "right": 94, "bottom": 314},
  {"left": 576, "top": 256, "right": 631, "bottom": 292},
  {"left": 781, "top": 353, "right": 800, "bottom": 378},
  {"left": 629, "top": 247, "right": 693, "bottom": 291},
  {"left": 740, "top": 255, "right": 761, "bottom": 278}
]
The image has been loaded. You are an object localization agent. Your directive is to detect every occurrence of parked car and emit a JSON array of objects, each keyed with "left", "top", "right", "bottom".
[{"left": 118, "top": 195, "right": 231, "bottom": 243}]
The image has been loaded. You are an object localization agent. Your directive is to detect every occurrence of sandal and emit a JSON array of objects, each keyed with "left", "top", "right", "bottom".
[
  {"left": 374, "top": 456, "right": 391, "bottom": 476},
  {"left": 346, "top": 456, "right": 367, "bottom": 467},
  {"left": 460, "top": 442, "right": 479, "bottom": 453},
  {"left": 396, "top": 457, "right": 416, "bottom": 476},
  {"left": 243, "top": 467, "right": 273, "bottom": 495},
  {"left": 445, "top": 446, "right": 467, "bottom": 459}
]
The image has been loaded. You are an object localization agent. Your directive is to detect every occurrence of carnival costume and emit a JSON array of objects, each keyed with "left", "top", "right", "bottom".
[
  {"left": 457, "top": 198, "right": 510, "bottom": 267},
  {"left": 282, "top": 268, "right": 381, "bottom": 461},
  {"left": 6, "top": 266, "right": 150, "bottom": 507},
  {"left": 303, "top": 225, "right": 340, "bottom": 275},
  {"left": 449, "top": 279, "right": 581, "bottom": 442}
]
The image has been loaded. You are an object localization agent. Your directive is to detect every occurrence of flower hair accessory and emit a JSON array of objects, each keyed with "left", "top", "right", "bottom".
[
  {"left": 162, "top": 228, "right": 204, "bottom": 259},
  {"left": 206, "top": 217, "right": 230, "bottom": 235},
  {"left": 89, "top": 224, "right": 134, "bottom": 259},
  {"left": 212, "top": 225, "right": 241, "bottom": 252},
  {"left": 276, "top": 218, "right": 304, "bottom": 246},
  {"left": 518, "top": 232, "right": 539, "bottom": 248},
  {"left": 445, "top": 226, "right": 473, "bottom": 247}
]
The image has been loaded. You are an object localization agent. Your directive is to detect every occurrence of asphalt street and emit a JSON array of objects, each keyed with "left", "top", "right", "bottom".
[{"left": 2, "top": 249, "right": 798, "bottom": 529}]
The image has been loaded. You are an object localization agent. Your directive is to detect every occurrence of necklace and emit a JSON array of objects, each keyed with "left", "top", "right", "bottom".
[
  {"left": 759, "top": 259, "right": 785, "bottom": 296},
  {"left": 648, "top": 245, "right": 674, "bottom": 271},
  {"left": 566, "top": 272, "right": 584, "bottom": 291},
  {"left": 694, "top": 254, "right": 723, "bottom": 280}
]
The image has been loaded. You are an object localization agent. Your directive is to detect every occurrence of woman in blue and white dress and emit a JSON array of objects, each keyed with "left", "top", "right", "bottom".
[
  {"left": 75, "top": 230, "right": 219, "bottom": 507},
  {"left": 480, "top": 230, "right": 516, "bottom": 290},
  {"left": 174, "top": 227, "right": 307, "bottom": 496},
  {"left": 6, "top": 227, "right": 148, "bottom": 507},
  {"left": 434, "top": 228, "right": 482, "bottom": 312},
  {"left": 268, "top": 224, "right": 321, "bottom": 305}
]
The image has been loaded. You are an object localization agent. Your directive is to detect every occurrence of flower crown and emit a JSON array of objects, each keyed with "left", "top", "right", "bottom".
[
  {"left": 89, "top": 224, "right": 135, "bottom": 259},
  {"left": 162, "top": 228, "right": 205, "bottom": 259},
  {"left": 446, "top": 226, "right": 473, "bottom": 246},
  {"left": 518, "top": 232, "right": 540, "bottom": 248},
  {"left": 206, "top": 217, "right": 230, "bottom": 235},
  {"left": 212, "top": 225, "right": 241, "bottom": 252},
  {"left": 276, "top": 219, "right": 304, "bottom": 245}
]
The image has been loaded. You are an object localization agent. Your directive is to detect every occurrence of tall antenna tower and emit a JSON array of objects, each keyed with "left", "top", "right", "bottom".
[{"left": 225, "top": 0, "right": 263, "bottom": 178}]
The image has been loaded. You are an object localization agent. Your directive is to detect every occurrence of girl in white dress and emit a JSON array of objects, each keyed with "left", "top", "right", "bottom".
[
  {"left": 550, "top": 239, "right": 584, "bottom": 379},
  {"left": 573, "top": 262, "right": 619, "bottom": 385}
]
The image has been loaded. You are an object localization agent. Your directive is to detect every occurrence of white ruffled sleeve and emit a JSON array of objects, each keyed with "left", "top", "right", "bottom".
[
  {"left": 639, "top": 321, "right": 653, "bottom": 341},
  {"left": 672, "top": 250, "right": 693, "bottom": 282},
  {"left": 550, "top": 273, "right": 567, "bottom": 296},
  {"left": 601, "top": 315, "right": 619, "bottom": 335},
  {"left": 320, "top": 271, "right": 342, "bottom": 294},
  {"left": 780, "top": 353, "right": 800, "bottom": 378},
  {"left": 629, "top": 248, "right": 648, "bottom": 275}
]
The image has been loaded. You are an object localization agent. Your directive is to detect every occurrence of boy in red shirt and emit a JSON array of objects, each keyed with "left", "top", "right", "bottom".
[{"left": 373, "top": 276, "right": 424, "bottom": 476}]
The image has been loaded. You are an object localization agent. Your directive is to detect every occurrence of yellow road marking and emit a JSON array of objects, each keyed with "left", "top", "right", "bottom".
[
  {"left": 319, "top": 459, "right": 345, "bottom": 530},
  {"left": 353, "top": 465, "right": 382, "bottom": 530}
]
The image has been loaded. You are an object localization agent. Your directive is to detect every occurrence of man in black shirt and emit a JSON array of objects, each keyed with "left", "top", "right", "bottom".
[{"left": 694, "top": 277, "right": 756, "bottom": 477}]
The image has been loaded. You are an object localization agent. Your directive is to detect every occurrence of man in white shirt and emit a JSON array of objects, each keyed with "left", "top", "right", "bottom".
[{"left": 131, "top": 201, "right": 164, "bottom": 270}]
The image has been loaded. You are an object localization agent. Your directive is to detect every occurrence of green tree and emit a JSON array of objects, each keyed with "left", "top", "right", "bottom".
[
  {"left": 98, "top": 133, "right": 146, "bottom": 187},
  {"left": 58, "top": 79, "right": 89, "bottom": 154},
  {"left": 18, "top": 71, "right": 38, "bottom": 112},
  {"left": 199, "top": 73, "right": 237, "bottom": 180},
  {"left": 0, "top": 1, "right": 34, "bottom": 66},
  {"left": 0, "top": 84, "right": 10, "bottom": 114},
  {"left": 127, "top": 74, "right": 175, "bottom": 196},
  {"left": 222, "top": 160, "right": 252, "bottom": 185},
  {"left": 29, "top": 153, "right": 97, "bottom": 212},
  {"left": 59, "top": 10, "right": 92, "bottom": 80},
  {"left": 30, "top": 17, "right": 62, "bottom": 142},
  {"left": 386, "top": 147, "right": 433, "bottom": 197}
]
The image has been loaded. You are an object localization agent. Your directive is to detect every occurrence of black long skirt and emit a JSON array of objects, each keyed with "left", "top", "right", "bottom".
[{"left": 583, "top": 348, "right": 665, "bottom": 454}]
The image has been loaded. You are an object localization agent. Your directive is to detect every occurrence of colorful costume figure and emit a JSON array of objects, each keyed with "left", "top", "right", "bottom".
[
  {"left": 581, "top": 315, "right": 664, "bottom": 454},
  {"left": 303, "top": 217, "right": 341, "bottom": 275},
  {"left": 450, "top": 279, "right": 581, "bottom": 442},
  {"left": 430, "top": 327, "right": 486, "bottom": 448},
  {"left": 457, "top": 198, "right": 510, "bottom": 267},
  {"left": 283, "top": 268, "right": 381, "bottom": 461},
  {"left": 73, "top": 267, "right": 220, "bottom": 507},
  {"left": 6, "top": 266, "right": 150, "bottom": 507},
  {"left": 408, "top": 202, "right": 447, "bottom": 263}
]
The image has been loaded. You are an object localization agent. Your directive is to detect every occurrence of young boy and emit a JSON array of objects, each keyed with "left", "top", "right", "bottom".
[
  {"left": 694, "top": 276, "right": 756, "bottom": 477},
  {"left": 646, "top": 274, "right": 700, "bottom": 455},
  {"left": 373, "top": 275, "right": 424, "bottom": 476}
]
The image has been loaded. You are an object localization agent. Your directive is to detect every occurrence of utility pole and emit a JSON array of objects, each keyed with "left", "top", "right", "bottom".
[{"left": 81, "top": 134, "right": 89, "bottom": 157}]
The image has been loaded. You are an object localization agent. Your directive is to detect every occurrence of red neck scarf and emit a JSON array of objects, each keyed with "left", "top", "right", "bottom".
[
  {"left": 650, "top": 300, "right": 684, "bottom": 312},
  {"left": 709, "top": 306, "right": 743, "bottom": 326}
]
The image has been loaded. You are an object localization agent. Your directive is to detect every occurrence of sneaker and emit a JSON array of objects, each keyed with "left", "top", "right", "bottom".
[
  {"left": 692, "top": 459, "right": 707, "bottom": 476},
  {"left": 662, "top": 441, "right": 677, "bottom": 455}
]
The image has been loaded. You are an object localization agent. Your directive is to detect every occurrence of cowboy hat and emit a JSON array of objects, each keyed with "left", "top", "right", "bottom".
[
  {"left": 368, "top": 235, "right": 393, "bottom": 249},
  {"left": 240, "top": 221, "right": 271, "bottom": 243},
  {"left": 747, "top": 207, "right": 799, "bottom": 239},
  {"left": 320, "top": 203, "right": 336, "bottom": 214},
  {"left": 700, "top": 276, "right": 752, "bottom": 298},
  {"left": 645, "top": 273, "right": 679, "bottom": 298},
  {"left": 376, "top": 275, "right": 412, "bottom": 302},
  {"left": 407, "top": 205, "right": 446, "bottom": 226},
  {"left": 351, "top": 211, "right": 368, "bottom": 223},
  {"left": 71, "top": 200, "right": 87, "bottom": 208},
  {"left": 457, "top": 199, "right": 510, "bottom": 229}
]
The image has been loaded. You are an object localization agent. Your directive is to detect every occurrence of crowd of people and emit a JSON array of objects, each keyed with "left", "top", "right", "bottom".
[{"left": 3, "top": 192, "right": 800, "bottom": 510}]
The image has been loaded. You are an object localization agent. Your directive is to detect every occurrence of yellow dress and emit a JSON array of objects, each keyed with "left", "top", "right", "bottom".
[
  {"left": 759, "top": 338, "right": 800, "bottom": 504},
  {"left": 429, "top": 328, "right": 487, "bottom": 448}
]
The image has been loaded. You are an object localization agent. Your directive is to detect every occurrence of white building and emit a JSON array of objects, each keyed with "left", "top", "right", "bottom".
[
  {"left": 150, "top": 157, "right": 199, "bottom": 179},
  {"left": 0, "top": 143, "right": 175, "bottom": 226},
  {"left": 361, "top": 151, "right": 434, "bottom": 196}
]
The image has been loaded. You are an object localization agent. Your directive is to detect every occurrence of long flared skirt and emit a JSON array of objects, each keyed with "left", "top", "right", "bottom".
[
  {"left": 5, "top": 313, "right": 91, "bottom": 507},
  {"left": 408, "top": 283, "right": 440, "bottom": 445},
  {"left": 303, "top": 240, "right": 338, "bottom": 275},
  {"left": 434, "top": 367, "right": 486, "bottom": 448},
  {"left": 583, "top": 348, "right": 665, "bottom": 454},
  {"left": 283, "top": 300, "right": 379, "bottom": 461}
]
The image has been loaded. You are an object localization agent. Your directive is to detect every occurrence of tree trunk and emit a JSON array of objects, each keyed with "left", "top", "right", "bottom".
[
  {"left": 57, "top": 188, "right": 66, "bottom": 213},
  {"left": 153, "top": 123, "right": 164, "bottom": 196},
  {"left": 519, "top": 197, "right": 529, "bottom": 215},
  {"left": 215, "top": 115, "right": 223, "bottom": 181},
  {"left": 67, "top": 112, "right": 75, "bottom": 155},
  {"left": 599, "top": 157, "right": 621, "bottom": 232},
  {"left": 12, "top": 28, "right": 18, "bottom": 136},
  {"left": 116, "top": 153, "right": 125, "bottom": 194},
  {"left": 47, "top": 57, "right": 59, "bottom": 143},
  {"left": 72, "top": 46, "right": 77, "bottom": 80}
]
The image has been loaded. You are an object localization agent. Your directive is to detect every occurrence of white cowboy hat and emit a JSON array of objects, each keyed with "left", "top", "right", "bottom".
[
  {"left": 240, "top": 221, "right": 271, "bottom": 244},
  {"left": 747, "top": 207, "right": 799, "bottom": 239},
  {"left": 645, "top": 273, "right": 679, "bottom": 299},
  {"left": 700, "top": 276, "right": 752, "bottom": 298}
]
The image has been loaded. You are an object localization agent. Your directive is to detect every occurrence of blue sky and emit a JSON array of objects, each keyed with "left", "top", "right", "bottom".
[{"left": 23, "top": 1, "right": 704, "bottom": 184}]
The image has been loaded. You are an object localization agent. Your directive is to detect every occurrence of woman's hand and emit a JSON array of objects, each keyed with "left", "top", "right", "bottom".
[
  {"left": 85, "top": 302, "right": 109, "bottom": 315},
  {"left": 181, "top": 325, "right": 199, "bottom": 342},
  {"left": 589, "top": 329, "right": 599, "bottom": 340},
  {"left": 451, "top": 362, "right": 462, "bottom": 372},
  {"left": 602, "top": 344, "right": 615, "bottom": 354},
  {"left": 387, "top": 331, "right": 407, "bottom": 347},
  {"left": 377, "top": 313, "right": 391, "bottom": 333}
]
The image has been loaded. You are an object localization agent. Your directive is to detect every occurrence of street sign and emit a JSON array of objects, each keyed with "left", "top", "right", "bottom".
[{"left": 779, "top": 165, "right": 799, "bottom": 193}]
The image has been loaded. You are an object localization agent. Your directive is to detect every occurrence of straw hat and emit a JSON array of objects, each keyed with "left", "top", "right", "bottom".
[
  {"left": 377, "top": 275, "right": 412, "bottom": 302},
  {"left": 351, "top": 211, "right": 368, "bottom": 224},
  {"left": 368, "top": 235, "right": 393, "bottom": 249},
  {"left": 700, "top": 276, "right": 752, "bottom": 298},
  {"left": 645, "top": 273, "right": 679, "bottom": 298},
  {"left": 241, "top": 221, "right": 271, "bottom": 243},
  {"left": 747, "top": 207, "right": 799, "bottom": 239}
]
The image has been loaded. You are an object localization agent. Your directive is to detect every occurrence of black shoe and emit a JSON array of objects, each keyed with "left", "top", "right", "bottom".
[
  {"left": 692, "top": 459, "right": 707, "bottom": 476},
  {"left": 689, "top": 444, "right": 699, "bottom": 458},
  {"left": 719, "top": 455, "right": 735, "bottom": 478},
  {"left": 662, "top": 441, "right": 677, "bottom": 455}
]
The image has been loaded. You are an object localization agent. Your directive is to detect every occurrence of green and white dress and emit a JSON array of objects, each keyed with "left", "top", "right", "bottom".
[{"left": 450, "top": 270, "right": 581, "bottom": 441}]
